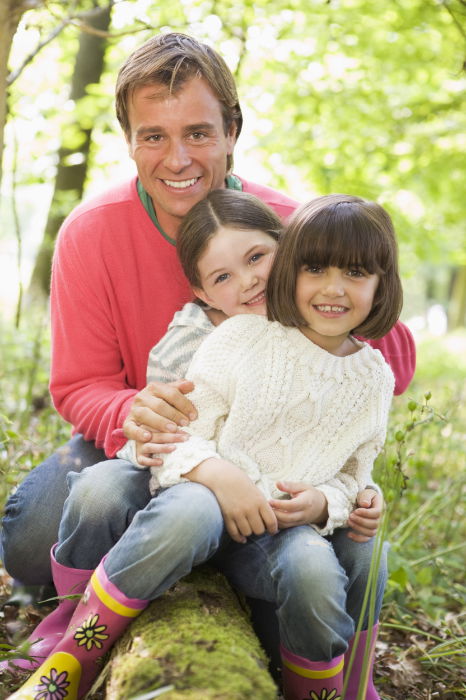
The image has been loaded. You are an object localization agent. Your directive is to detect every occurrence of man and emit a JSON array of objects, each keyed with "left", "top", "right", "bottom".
[{"left": 1, "top": 32, "right": 414, "bottom": 694}]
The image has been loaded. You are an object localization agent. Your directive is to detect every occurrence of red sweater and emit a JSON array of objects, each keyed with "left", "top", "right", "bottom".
[{"left": 50, "top": 177, "right": 415, "bottom": 457}]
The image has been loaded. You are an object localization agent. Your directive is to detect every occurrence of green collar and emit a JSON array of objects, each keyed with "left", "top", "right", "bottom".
[{"left": 137, "top": 174, "right": 243, "bottom": 245}]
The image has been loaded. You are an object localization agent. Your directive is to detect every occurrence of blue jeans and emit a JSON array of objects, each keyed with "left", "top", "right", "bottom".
[
  {"left": 1, "top": 436, "right": 110, "bottom": 584},
  {"left": 56, "top": 459, "right": 388, "bottom": 661}
]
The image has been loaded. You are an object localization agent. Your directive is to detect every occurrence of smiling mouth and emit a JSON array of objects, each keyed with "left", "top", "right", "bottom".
[
  {"left": 314, "top": 305, "right": 347, "bottom": 313},
  {"left": 162, "top": 177, "right": 200, "bottom": 189},
  {"left": 244, "top": 291, "right": 265, "bottom": 306}
]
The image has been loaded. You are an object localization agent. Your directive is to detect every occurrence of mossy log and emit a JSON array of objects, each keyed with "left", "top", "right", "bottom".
[{"left": 100, "top": 567, "right": 278, "bottom": 700}]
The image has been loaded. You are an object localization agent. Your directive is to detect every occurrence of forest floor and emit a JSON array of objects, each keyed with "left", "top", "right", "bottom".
[{"left": 0, "top": 561, "right": 463, "bottom": 700}]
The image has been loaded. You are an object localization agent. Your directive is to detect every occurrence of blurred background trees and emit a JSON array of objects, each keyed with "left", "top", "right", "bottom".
[{"left": 1, "top": 0, "right": 465, "bottom": 327}]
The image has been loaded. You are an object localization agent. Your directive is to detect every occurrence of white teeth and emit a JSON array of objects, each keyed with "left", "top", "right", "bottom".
[
  {"left": 316, "top": 305, "right": 346, "bottom": 312},
  {"left": 245, "top": 292, "right": 265, "bottom": 305},
  {"left": 163, "top": 177, "right": 198, "bottom": 189}
]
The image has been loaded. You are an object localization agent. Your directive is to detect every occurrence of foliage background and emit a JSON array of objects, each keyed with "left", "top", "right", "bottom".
[{"left": 0, "top": 1, "right": 465, "bottom": 698}]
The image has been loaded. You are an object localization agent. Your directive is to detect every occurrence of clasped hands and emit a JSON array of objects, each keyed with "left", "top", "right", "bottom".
[{"left": 124, "top": 380, "right": 383, "bottom": 544}]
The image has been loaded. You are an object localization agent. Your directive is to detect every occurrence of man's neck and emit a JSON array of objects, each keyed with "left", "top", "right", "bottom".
[{"left": 136, "top": 175, "right": 243, "bottom": 245}]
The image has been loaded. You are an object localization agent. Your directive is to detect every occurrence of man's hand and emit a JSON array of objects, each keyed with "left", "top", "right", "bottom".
[
  {"left": 124, "top": 379, "right": 197, "bottom": 444},
  {"left": 347, "top": 489, "right": 383, "bottom": 542},
  {"left": 187, "top": 458, "right": 278, "bottom": 543},
  {"left": 269, "top": 481, "right": 328, "bottom": 528}
]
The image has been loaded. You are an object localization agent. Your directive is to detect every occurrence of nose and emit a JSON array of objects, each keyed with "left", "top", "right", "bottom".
[
  {"left": 322, "top": 271, "right": 345, "bottom": 297},
  {"left": 163, "top": 139, "right": 191, "bottom": 172},
  {"left": 240, "top": 269, "right": 258, "bottom": 291}
]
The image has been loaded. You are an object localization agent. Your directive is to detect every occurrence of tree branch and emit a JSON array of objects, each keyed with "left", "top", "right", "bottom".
[{"left": 7, "top": 20, "right": 68, "bottom": 85}]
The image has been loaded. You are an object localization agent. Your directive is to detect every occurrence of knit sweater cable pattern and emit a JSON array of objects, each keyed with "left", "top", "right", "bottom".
[{"left": 152, "top": 314, "right": 394, "bottom": 535}]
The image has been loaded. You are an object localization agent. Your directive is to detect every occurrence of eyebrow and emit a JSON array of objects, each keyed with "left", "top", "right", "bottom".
[{"left": 135, "top": 122, "right": 217, "bottom": 138}]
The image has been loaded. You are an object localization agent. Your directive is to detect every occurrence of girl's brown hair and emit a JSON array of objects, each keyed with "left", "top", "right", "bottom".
[
  {"left": 267, "top": 194, "right": 403, "bottom": 339},
  {"left": 177, "top": 189, "right": 283, "bottom": 288}
]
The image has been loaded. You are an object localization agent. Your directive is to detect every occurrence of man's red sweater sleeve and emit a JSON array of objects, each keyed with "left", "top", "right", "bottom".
[{"left": 49, "top": 181, "right": 193, "bottom": 457}]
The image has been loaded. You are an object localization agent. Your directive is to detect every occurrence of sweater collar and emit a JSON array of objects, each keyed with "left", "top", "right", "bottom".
[{"left": 137, "top": 175, "right": 243, "bottom": 245}]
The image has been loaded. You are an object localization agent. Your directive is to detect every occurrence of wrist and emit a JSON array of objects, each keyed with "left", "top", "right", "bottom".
[
  {"left": 312, "top": 490, "right": 329, "bottom": 525},
  {"left": 185, "top": 457, "right": 224, "bottom": 488}
]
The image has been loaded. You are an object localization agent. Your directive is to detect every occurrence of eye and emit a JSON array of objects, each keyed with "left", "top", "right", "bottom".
[
  {"left": 304, "top": 264, "right": 323, "bottom": 274},
  {"left": 189, "top": 131, "right": 207, "bottom": 141},
  {"left": 214, "top": 272, "right": 230, "bottom": 284},
  {"left": 145, "top": 134, "right": 162, "bottom": 143},
  {"left": 347, "top": 266, "right": 366, "bottom": 278},
  {"left": 249, "top": 252, "right": 264, "bottom": 265}
]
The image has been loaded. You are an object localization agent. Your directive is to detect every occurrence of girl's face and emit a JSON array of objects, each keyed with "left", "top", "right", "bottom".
[
  {"left": 295, "top": 264, "right": 379, "bottom": 354},
  {"left": 194, "top": 226, "right": 277, "bottom": 317}
]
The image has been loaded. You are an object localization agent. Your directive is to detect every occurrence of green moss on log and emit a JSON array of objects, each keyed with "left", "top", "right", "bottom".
[{"left": 103, "top": 567, "right": 277, "bottom": 700}]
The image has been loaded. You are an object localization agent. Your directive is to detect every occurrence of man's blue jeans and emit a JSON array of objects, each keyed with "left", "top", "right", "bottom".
[
  {"left": 55, "top": 459, "right": 388, "bottom": 661},
  {"left": 1, "top": 436, "right": 110, "bottom": 584}
]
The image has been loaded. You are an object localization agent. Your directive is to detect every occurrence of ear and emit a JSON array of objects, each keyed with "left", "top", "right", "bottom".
[
  {"left": 226, "top": 122, "right": 237, "bottom": 155},
  {"left": 192, "top": 286, "right": 215, "bottom": 308}
]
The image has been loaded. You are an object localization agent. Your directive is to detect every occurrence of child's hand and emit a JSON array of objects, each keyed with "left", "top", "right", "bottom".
[
  {"left": 347, "top": 489, "right": 383, "bottom": 542},
  {"left": 186, "top": 458, "right": 278, "bottom": 543},
  {"left": 135, "top": 431, "right": 189, "bottom": 467},
  {"left": 269, "top": 481, "right": 328, "bottom": 528}
]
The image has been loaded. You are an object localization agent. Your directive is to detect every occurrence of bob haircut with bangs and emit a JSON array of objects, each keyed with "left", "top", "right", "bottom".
[
  {"left": 267, "top": 194, "right": 403, "bottom": 339},
  {"left": 177, "top": 189, "right": 283, "bottom": 289}
]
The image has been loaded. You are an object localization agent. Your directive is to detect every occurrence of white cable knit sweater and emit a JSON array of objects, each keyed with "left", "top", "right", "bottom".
[{"left": 147, "top": 313, "right": 394, "bottom": 536}]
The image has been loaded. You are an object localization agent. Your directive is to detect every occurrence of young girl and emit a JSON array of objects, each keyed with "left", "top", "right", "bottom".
[{"left": 11, "top": 192, "right": 402, "bottom": 700}]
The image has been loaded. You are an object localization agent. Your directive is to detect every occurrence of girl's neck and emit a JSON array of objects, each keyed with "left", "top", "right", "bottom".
[
  {"left": 298, "top": 327, "right": 362, "bottom": 357},
  {"left": 204, "top": 307, "right": 228, "bottom": 327}
]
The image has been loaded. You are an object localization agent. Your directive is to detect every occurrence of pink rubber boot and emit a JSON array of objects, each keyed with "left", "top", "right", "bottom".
[
  {"left": 344, "top": 624, "right": 380, "bottom": 699},
  {"left": 1, "top": 546, "right": 92, "bottom": 672},
  {"left": 8, "top": 559, "right": 148, "bottom": 700},
  {"left": 281, "top": 644, "right": 344, "bottom": 700}
]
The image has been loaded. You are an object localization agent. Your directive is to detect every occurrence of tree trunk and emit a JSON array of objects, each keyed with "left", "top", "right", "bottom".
[
  {"left": 0, "top": 0, "right": 43, "bottom": 189},
  {"left": 28, "top": 2, "right": 113, "bottom": 296},
  {"left": 97, "top": 568, "right": 278, "bottom": 700}
]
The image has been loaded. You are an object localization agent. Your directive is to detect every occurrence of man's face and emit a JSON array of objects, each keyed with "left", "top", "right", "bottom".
[{"left": 126, "top": 77, "right": 237, "bottom": 238}]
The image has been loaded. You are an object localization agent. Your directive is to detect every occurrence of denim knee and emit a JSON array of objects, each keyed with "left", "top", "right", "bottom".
[
  {"left": 330, "top": 528, "right": 389, "bottom": 626},
  {"left": 104, "top": 483, "right": 225, "bottom": 599},
  {"left": 278, "top": 534, "right": 347, "bottom": 616},
  {"left": 62, "top": 460, "right": 145, "bottom": 527},
  {"left": 1, "top": 435, "right": 106, "bottom": 584},
  {"left": 143, "top": 482, "right": 224, "bottom": 554},
  {"left": 271, "top": 529, "right": 354, "bottom": 659}
]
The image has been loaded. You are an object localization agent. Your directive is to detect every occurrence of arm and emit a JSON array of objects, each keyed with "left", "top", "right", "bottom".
[
  {"left": 50, "top": 219, "right": 138, "bottom": 456},
  {"left": 156, "top": 318, "right": 276, "bottom": 539},
  {"left": 186, "top": 458, "right": 277, "bottom": 543},
  {"left": 122, "top": 305, "right": 214, "bottom": 458},
  {"left": 120, "top": 307, "right": 215, "bottom": 466},
  {"left": 269, "top": 482, "right": 382, "bottom": 541},
  {"left": 313, "top": 439, "right": 384, "bottom": 536}
]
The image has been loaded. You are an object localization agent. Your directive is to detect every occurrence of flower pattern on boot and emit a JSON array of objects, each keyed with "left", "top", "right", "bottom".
[
  {"left": 307, "top": 690, "right": 341, "bottom": 700},
  {"left": 73, "top": 613, "right": 109, "bottom": 651},
  {"left": 33, "top": 667, "right": 70, "bottom": 700}
]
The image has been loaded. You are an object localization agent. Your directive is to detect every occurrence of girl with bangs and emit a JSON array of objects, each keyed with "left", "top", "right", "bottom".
[{"left": 12, "top": 193, "right": 403, "bottom": 700}]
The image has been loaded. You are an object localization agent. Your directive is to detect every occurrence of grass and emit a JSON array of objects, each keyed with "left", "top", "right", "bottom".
[{"left": 0, "top": 314, "right": 465, "bottom": 699}]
